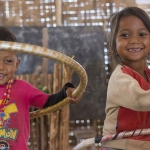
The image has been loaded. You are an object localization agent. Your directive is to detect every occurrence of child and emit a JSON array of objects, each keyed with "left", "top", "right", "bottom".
[
  {"left": 0, "top": 27, "right": 81, "bottom": 150},
  {"left": 101, "top": 7, "right": 150, "bottom": 150}
]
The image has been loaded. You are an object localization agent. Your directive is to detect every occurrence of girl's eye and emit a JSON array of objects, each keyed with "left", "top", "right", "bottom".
[
  {"left": 121, "top": 33, "right": 129, "bottom": 37},
  {"left": 139, "top": 33, "right": 147, "bottom": 37}
]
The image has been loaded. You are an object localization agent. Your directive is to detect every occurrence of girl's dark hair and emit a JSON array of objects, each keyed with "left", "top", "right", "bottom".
[
  {"left": 108, "top": 6, "right": 150, "bottom": 68},
  {"left": 0, "top": 27, "right": 17, "bottom": 42}
]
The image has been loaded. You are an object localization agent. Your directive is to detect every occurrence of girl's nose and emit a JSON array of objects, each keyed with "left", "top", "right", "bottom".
[
  {"left": 129, "top": 40, "right": 140, "bottom": 44},
  {"left": 129, "top": 36, "right": 140, "bottom": 44}
]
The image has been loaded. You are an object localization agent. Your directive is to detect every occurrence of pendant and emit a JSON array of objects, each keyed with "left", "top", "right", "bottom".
[{"left": 0, "top": 140, "right": 9, "bottom": 150}]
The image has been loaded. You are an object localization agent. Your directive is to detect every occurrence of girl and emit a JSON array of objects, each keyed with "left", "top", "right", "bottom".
[
  {"left": 101, "top": 7, "right": 150, "bottom": 150},
  {"left": 0, "top": 27, "right": 81, "bottom": 150}
]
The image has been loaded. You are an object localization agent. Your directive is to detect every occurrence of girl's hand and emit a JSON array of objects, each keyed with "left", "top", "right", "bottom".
[{"left": 66, "top": 87, "right": 82, "bottom": 104}]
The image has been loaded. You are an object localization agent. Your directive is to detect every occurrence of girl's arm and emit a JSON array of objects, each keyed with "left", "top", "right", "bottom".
[{"left": 108, "top": 72, "right": 150, "bottom": 111}]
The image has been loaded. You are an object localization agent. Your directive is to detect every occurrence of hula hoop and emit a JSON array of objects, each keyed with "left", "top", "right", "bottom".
[
  {"left": 73, "top": 128, "right": 150, "bottom": 150},
  {"left": 0, "top": 41, "right": 88, "bottom": 119}
]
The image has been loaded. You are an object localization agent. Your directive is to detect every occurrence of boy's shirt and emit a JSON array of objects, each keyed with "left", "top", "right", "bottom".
[{"left": 0, "top": 79, "right": 49, "bottom": 150}]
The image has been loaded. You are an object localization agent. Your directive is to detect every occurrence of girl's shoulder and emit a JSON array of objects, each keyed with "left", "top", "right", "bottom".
[
  {"left": 112, "top": 64, "right": 127, "bottom": 75},
  {"left": 145, "top": 67, "right": 150, "bottom": 75},
  {"left": 121, "top": 65, "right": 135, "bottom": 76},
  {"left": 110, "top": 64, "right": 136, "bottom": 80},
  {"left": 115, "top": 64, "right": 138, "bottom": 77}
]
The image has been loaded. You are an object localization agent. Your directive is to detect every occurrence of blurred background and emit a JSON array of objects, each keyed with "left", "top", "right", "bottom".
[{"left": 0, "top": 0, "right": 150, "bottom": 150}]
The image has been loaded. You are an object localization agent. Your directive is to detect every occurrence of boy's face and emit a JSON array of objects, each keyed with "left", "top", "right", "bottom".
[{"left": 0, "top": 51, "right": 20, "bottom": 85}]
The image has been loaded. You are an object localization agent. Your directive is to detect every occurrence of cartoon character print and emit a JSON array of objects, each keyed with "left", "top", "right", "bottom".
[
  {"left": 0, "top": 102, "right": 18, "bottom": 129},
  {"left": 0, "top": 140, "right": 9, "bottom": 150}
]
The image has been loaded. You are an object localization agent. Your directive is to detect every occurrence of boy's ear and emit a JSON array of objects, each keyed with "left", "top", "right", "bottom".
[{"left": 16, "top": 59, "right": 21, "bottom": 71}]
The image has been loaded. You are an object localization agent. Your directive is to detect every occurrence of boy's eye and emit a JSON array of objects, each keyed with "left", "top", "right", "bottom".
[{"left": 5, "top": 59, "right": 13, "bottom": 63}]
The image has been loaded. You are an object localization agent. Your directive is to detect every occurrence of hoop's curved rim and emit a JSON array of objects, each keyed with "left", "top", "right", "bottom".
[{"left": 0, "top": 41, "right": 88, "bottom": 119}]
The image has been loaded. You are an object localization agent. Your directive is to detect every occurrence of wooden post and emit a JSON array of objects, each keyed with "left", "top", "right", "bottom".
[
  {"left": 50, "top": 63, "right": 62, "bottom": 150},
  {"left": 59, "top": 65, "right": 73, "bottom": 149},
  {"left": 42, "top": 27, "right": 49, "bottom": 86},
  {"left": 48, "top": 74, "right": 53, "bottom": 95},
  {"left": 56, "top": 0, "right": 72, "bottom": 149},
  {"left": 38, "top": 28, "right": 49, "bottom": 150},
  {"left": 56, "top": 0, "right": 62, "bottom": 26},
  {"left": 39, "top": 74, "right": 49, "bottom": 150}
]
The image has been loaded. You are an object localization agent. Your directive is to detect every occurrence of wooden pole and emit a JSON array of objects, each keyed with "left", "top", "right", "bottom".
[
  {"left": 42, "top": 27, "right": 49, "bottom": 86},
  {"left": 56, "top": 0, "right": 72, "bottom": 149},
  {"left": 59, "top": 65, "right": 73, "bottom": 150},
  {"left": 41, "top": 27, "right": 49, "bottom": 150},
  {"left": 56, "top": 0, "right": 62, "bottom": 26},
  {"left": 50, "top": 63, "right": 62, "bottom": 150}
]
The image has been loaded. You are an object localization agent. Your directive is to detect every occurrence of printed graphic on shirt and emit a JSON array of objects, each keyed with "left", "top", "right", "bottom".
[
  {"left": 0, "top": 103, "right": 18, "bottom": 140},
  {"left": 0, "top": 140, "right": 9, "bottom": 150}
]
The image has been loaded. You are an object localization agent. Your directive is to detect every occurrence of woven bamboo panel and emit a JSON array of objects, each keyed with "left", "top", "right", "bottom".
[
  {"left": 0, "top": 0, "right": 150, "bottom": 30},
  {"left": 62, "top": 0, "right": 136, "bottom": 28},
  {"left": 0, "top": 0, "right": 56, "bottom": 26}
]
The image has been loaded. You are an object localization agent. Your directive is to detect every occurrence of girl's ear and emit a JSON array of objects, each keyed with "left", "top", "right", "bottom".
[{"left": 15, "top": 59, "right": 21, "bottom": 71}]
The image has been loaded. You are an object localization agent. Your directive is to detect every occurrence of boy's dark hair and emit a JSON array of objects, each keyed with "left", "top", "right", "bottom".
[
  {"left": 108, "top": 6, "right": 150, "bottom": 68},
  {"left": 0, "top": 27, "right": 17, "bottom": 42},
  {"left": 0, "top": 27, "right": 18, "bottom": 57}
]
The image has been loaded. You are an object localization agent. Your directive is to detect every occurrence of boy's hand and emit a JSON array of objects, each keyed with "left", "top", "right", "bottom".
[{"left": 66, "top": 87, "right": 82, "bottom": 104}]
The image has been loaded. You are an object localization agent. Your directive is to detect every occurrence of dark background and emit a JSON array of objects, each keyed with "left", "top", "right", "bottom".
[{"left": 8, "top": 26, "right": 107, "bottom": 120}]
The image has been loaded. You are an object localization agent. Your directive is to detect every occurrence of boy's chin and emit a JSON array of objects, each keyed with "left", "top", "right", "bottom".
[{"left": 0, "top": 79, "right": 10, "bottom": 85}]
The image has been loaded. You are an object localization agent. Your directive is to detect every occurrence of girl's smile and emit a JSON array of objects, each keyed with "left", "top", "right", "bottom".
[
  {"left": 116, "top": 15, "right": 150, "bottom": 67},
  {"left": 127, "top": 48, "right": 142, "bottom": 53}
]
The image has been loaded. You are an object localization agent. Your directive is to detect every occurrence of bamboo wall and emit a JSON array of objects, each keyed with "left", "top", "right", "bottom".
[{"left": 0, "top": 0, "right": 150, "bottom": 31}]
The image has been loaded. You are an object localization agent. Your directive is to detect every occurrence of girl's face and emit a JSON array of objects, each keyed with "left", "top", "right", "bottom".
[
  {"left": 0, "top": 51, "right": 20, "bottom": 85},
  {"left": 116, "top": 15, "right": 150, "bottom": 65}
]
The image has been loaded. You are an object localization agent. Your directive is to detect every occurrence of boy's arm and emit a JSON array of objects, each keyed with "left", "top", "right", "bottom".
[{"left": 43, "top": 82, "right": 75, "bottom": 108}]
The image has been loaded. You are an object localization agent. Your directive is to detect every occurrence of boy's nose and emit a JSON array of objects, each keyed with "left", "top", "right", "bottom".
[{"left": 0, "top": 63, "right": 4, "bottom": 70}]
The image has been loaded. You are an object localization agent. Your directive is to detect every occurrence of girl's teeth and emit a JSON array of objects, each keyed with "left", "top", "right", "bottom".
[{"left": 129, "top": 49, "right": 141, "bottom": 52}]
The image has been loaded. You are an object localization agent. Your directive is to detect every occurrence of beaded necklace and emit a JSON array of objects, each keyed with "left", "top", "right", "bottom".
[{"left": 0, "top": 79, "right": 13, "bottom": 107}]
